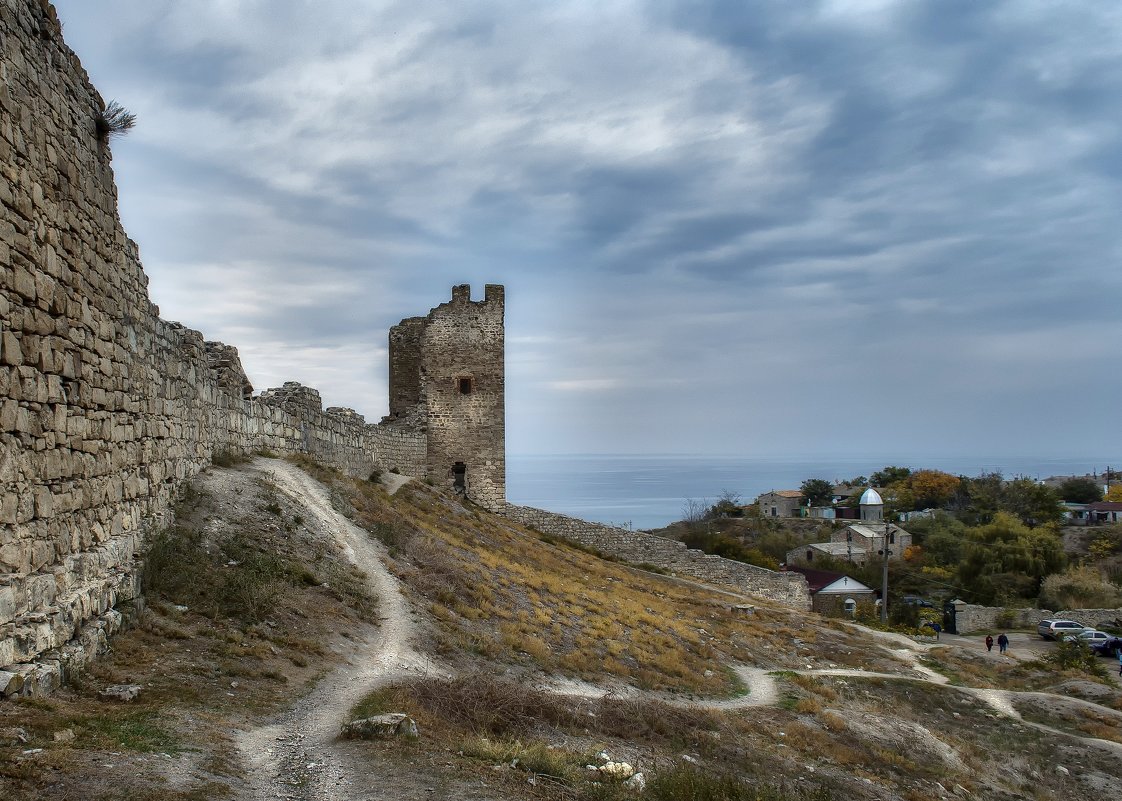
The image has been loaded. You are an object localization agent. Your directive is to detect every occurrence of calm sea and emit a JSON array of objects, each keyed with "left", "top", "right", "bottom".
[{"left": 505, "top": 454, "right": 1116, "bottom": 531}]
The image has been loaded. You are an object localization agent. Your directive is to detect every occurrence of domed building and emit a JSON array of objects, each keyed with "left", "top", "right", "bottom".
[
  {"left": 784, "top": 485, "right": 911, "bottom": 568},
  {"left": 859, "top": 487, "right": 884, "bottom": 522}
]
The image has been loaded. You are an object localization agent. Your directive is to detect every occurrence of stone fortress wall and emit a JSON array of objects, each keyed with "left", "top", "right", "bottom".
[
  {"left": 0, "top": 0, "right": 807, "bottom": 695},
  {"left": 0, "top": 0, "right": 462, "bottom": 694},
  {"left": 502, "top": 505, "right": 812, "bottom": 610}
]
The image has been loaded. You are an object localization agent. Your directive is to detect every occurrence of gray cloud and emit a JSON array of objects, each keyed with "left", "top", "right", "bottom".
[{"left": 52, "top": 0, "right": 1122, "bottom": 457}]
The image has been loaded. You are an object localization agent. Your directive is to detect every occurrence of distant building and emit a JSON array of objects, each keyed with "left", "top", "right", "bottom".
[
  {"left": 784, "top": 566, "right": 876, "bottom": 615},
  {"left": 899, "top": 508, "right": 936, "bottom": 523},
  {"left": 1088, "top": 502, "right": 1122, "bottom": 525},
  {"left": 859, "top": 487, "right": 884, "bottom": 522},
  {"left": 785, "top": 522, "right": 911, "bottom": 568},
  {"left": 758, "top": 490, "right": 804, "bottom": 518},
  {"left": 1061, "top": 502, "right": 1091, "bottom": 525}
]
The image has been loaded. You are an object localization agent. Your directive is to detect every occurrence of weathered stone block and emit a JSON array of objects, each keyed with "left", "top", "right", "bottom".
[{"left": 1, "top": 332, "right": 22, "bottom": 366}]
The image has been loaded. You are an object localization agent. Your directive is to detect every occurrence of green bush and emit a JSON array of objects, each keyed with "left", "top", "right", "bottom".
[
  {"left": 1038, "top": 565, "right": 1122, "bottom": 610},
  {"left": 1044, "top": 638, "right": 1108, "bottom": 678},
  {"left": 143, "top": 527, "right": 292, "bottom": 622}
]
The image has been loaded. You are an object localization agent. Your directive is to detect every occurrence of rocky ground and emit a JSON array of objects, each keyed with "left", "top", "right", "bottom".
[{"left": 2, "top": 457, "right": 1122, "bottom": 801}]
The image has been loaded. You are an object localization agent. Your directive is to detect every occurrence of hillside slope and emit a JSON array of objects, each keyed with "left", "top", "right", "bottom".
[{"left": 2, "top": 457, "right": 1121, "bottom": 800}]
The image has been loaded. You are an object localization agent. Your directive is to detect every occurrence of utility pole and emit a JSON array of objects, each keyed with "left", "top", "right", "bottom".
[{"left": 879, "top": 520, "right": 892, "bottom": 624}]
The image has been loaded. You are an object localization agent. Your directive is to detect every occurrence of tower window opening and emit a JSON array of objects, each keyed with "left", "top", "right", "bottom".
[
  {"left": 453, "top": 462, "right": 467, "bottom": 493},
  {"left": 458, "top": 377, "right": 473, "bottom": 395}
]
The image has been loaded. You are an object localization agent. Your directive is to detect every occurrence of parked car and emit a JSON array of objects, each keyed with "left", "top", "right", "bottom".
[
  {"left": 1037, "top": 619, "right": 1087, "bottom": 640},
  {"left": 1062, "top": 629, "right": 1112, "bottom": 646},
  {"left": 1091, "top": 636, "right": 1122, "bottom": 657},
  {"left": 901, "top": 595, "right": 935, "bottom": 608}
]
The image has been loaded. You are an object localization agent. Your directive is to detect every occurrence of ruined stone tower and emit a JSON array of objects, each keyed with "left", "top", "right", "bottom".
[{"left": 385, "top": 285, "right": 505, "bottom": 509}]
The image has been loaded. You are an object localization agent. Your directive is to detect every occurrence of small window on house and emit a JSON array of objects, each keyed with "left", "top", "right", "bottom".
[{"left": 458, "top": 377, "right": 473, "bottom": 395}]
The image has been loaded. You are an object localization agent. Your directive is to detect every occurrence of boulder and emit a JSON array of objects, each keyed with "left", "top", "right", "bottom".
[
  {"left": 0, "top": 670, "right": 25, "bottom": 696},
  {"left": 99, "top": 684, "right": 143, "bottom": 702},
  {"left": 341, "top": 713, "right": 419, "bottom": 740},
  {"left": 0, "top": 726, "right": 28, "bottom": 746}
]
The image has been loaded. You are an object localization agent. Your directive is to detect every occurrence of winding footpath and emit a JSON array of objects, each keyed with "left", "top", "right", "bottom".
[
  {"left": 234, "top": 459, "right": 441, "bottom": 801},
  {"left": 234, "top": 458, "right": 1122, "bottom": 799}
]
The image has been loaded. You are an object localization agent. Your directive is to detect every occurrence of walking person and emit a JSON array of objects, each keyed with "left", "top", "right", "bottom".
[
  {"left": 985, "top": 634, "right": 994, "bottom": 652},
  {"left": 997, "top": 633, "right": 1009, "bottom": 655}
]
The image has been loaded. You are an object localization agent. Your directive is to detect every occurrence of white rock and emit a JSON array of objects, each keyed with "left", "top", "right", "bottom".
[
  {"left": 624, "top": 772, "right": 646, "bottom": 791},
  {"left": 599, "top": 761, "right": 634, "bottom": 779},
  {"left": 99, "top": 684, "right": 142, "bottom": 702},
  {"left": 341, "top": 713, "right": 419, "bottom": 740}
]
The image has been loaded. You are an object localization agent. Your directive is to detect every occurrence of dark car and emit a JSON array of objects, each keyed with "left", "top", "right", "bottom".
[
  {"left": 901, "top": 595, "right": 934, "bottom": 608},
  {"left": 1091, "top": 636, "right": 1122, "bottom": 657}
]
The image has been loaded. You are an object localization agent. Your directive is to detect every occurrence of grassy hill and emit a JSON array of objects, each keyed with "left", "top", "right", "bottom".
[{"left": 1, "top": 457, "right": 1120, "bottom": 800}]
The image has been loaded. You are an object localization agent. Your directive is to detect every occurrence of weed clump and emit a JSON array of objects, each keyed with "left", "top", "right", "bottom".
[
  {"left": 94, "top": 100, "right": 136, "bottom": 141},
  {"left": 143, "top": 527, "right": 291, "bottom": 621}
]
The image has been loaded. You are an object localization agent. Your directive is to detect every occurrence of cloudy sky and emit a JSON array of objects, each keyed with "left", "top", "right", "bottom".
[{"left": 53, "top": 0, "right": 1121, "bottom": 460}]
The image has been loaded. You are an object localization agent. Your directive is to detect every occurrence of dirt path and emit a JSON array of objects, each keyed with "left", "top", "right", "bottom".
[
  {"left": 234, "top": 459, "right": 441, "bottom": 801},
  {"left": 230, "top": 458, "right": 1122, "bottom": 795}
]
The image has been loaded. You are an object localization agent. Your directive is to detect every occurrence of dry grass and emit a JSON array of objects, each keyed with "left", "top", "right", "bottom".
[
  {"left": 0, "top": 464, "right": 380, "bottom": 800},
  {"left": 304, "top": 464, "right": 900, "bottom": 693}
]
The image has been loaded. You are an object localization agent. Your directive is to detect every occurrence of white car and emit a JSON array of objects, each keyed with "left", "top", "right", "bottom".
[
  {"left": 1062, "top": 629, "right": 1111, "bottom": 645},
  {"left": 1038, "top": 619, "right": 1086, "bottom": 639}
]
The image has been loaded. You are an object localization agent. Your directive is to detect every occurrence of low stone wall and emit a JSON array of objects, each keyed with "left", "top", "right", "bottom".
[
  {"left": 952, "top": 606, "right": 1041, "bottom": 635},
  {"left": 953, "top": 605, "right": 1122, "bottom": 634},
  {"left": 501, "top": 505, "right": 811, "bottom": 610}
]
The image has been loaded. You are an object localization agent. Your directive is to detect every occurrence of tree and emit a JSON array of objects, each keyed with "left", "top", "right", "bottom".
[
  {"left": 917, "top": 516, "right": 969, "bottom": 567},
  {"left": 1001, "top": 477, "right": 1062, "bottom": 527},
  {"left": 1038, "top": 566, "right": 1122, "bottom": 610},
  {"left": 871, "top": 466, "right": 911, "bottom": 487},
  {"left": 681, "top": 498, "right": 708, "bottom": 524},
  {"left": 707, "top": 489, "right": 743, "bottom": 518},
  {"left": 957, "top": 512, "right": 1066, "bottom": 604},
  {"left": 956, "top": 473, "right": 1061, "bottom": 527},
  {"left": 1107, "top": 485, "right": 1122, "bottom": 502},
  {"left": 1058, "top": 477, "right": 1103, "bottom": 504},
  {"left": 800, "top": 478, "right": 833, "bottom": 507},
  {"left": 903, "top": 470, "right": 961, "bottom": 511}
]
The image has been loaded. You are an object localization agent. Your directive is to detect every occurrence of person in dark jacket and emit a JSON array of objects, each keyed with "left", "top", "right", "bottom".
[
  {"left": 985, "top": 635, "right": 994, "bottom": 652},
  {"left": 997, "top": 633, "right": 1009, "bottom": 654}
]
